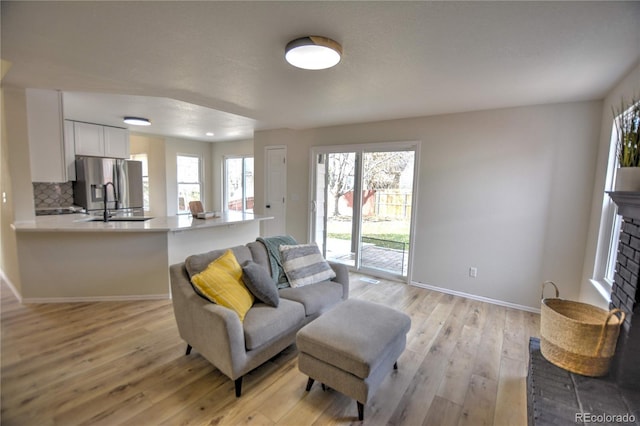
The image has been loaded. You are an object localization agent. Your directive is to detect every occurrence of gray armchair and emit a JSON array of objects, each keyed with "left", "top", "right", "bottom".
[{"left": 169, "top": 243, "right": 349, "bottom": 396}]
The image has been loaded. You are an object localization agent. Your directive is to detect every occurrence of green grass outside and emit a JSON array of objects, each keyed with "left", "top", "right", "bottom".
[
  {"left": 327, "top": 232, "right": 410, "bottom": 250},
  {"left": 326, "top": 218, "right": 410, "bottom": 250}
]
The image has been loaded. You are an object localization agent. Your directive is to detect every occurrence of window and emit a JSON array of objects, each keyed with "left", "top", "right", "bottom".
[
  {"left": 130, "top": 153, "right": 149, "bottom": 211},
  {"left": 594, "top": 102, "right": 638, "bottom": 292},
  {"left": 177, "top": 154, "right": 202, "bottom": 214},
  {"left": 595, "top": 123, "right": 622, "bottom": 291},
  {"left": 224, "top": 156, "right": 254, "bottom": 213}
]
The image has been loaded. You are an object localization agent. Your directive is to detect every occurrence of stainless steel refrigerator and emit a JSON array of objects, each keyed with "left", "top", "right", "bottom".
[{"left": 73, "top": 156, "right": 143, "bottom": 212}]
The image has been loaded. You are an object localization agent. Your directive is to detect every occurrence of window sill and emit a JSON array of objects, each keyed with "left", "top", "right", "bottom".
[{"left": 589, "top": 278, "right": 612, "bottom": 304}]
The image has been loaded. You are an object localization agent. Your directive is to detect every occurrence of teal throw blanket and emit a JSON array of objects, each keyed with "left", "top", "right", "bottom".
[{"left": 256, "top": 235, "right": 298, "bottom": 289}]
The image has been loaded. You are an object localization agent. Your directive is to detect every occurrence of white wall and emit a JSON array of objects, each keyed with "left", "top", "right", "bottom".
[
  {"left": 3, "top": 87, "right": 35, "bottom": 222},
  {"left": 580, "top": 62, "right": 640, "bottom": 309},
  {"left": 130, "top": 134, "right": 167, "bottom": 217},
  {"left": 1, "top": 86, "right": 37, "bottom": 294},
  {"left": 254, "top": 101, "right": 603, "bottom": 309}
]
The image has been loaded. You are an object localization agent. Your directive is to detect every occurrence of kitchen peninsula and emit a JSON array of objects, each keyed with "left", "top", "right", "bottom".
[{"left": 12, "top": 212, "right": 272, "bottom": 302}]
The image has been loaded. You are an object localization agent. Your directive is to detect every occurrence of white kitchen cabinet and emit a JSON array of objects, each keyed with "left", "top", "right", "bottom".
[
  {"left": 26, "top": 89, "right": 68, "bottom": 183},
  {"left": 73, "top": 122, "right": 104, "bottom": 157},
  {"left": 103, "top": 126, "right": 129, "bottom": 158},
  {"left": 74, "top": 122, "right": 129, "bottom": 158}
]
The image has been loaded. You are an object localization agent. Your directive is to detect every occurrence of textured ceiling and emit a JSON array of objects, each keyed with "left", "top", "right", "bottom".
[{"left": 2, "top": 1, "right": 639, "bottom": 142}]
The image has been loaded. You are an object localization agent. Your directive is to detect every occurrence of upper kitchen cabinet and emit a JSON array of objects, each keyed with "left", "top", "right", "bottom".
[
  {"left": 26, "top": 88, "right": 69, "bottom": 183},
  {"left": 73, "top": 121, "right": 103, "bottom": 157},
  {"left": 73, "top": 122, "right": 130, "bottom": 159},
  {"left": 104, "top": 126, "right": 129, "bottom": 158}
]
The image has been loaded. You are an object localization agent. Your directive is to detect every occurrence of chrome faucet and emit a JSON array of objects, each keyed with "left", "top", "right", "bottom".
[{"left": 103, "top": 182, "right": 116, "bottom": 222}]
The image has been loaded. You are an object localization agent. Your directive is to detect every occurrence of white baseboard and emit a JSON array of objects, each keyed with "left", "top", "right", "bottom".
[
  {"left": 410, "top": 281, "right": 541, "bottom": 314},
  {"left": 0, "top": 269, "right": 23, "bottom": 303},
  {"left": 21, "top": 294, "right": 170, "bottom": 304}
]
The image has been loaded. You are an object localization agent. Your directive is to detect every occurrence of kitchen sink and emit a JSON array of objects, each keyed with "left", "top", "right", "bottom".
[{"left": 85, "top": 217, "right": 154, "bottom": 222}]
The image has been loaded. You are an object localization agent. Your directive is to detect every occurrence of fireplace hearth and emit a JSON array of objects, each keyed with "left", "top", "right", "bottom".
[{"left": 528, "top": 338, "right": 640, "bottom": 425}]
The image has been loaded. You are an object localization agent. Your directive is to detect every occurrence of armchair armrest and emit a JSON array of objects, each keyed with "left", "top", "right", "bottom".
[
  {"left": 328, "top": 261, "right": 349, "bottom": 300},
  {"left": 188, "top": 301, "right": 248, "bottom": 379},
  {"left": 169, "top": 263, "right": 248, "bottom": 379}
]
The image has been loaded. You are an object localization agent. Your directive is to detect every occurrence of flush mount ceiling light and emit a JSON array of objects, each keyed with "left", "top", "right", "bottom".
[
  {"left": 285, "top": 36, "right": 342, "bottom": 70},
  {"left": 123, "top": 116, "right": 151, "bottom": 126}
]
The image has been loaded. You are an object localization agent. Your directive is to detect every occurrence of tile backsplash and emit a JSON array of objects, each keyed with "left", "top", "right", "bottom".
[{"left": 33, "top": 182, "right": 74, "bottom": 208}]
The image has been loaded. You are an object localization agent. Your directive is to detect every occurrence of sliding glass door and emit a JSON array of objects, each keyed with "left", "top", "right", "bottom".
[
  {"left": 322, "top": 152, "right": 358, "bottom": 268},
  {"left": 359, "top": 150, "right": 414, "bottom": 277},
  {"left": 311, "top": 143, "right": 418, "bottom": 280}
]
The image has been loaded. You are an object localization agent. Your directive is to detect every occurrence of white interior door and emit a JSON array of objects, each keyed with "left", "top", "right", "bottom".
[{"left": 264, "top": 146, "right": 287, "bottom": 237}]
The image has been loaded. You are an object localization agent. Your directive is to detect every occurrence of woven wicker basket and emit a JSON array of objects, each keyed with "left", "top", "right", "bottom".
[{"left": 540, "top": 281, "right": 625, "bottom": 377}]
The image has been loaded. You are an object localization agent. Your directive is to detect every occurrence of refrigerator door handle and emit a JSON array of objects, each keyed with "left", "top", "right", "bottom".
[{"left": 115, "top": 160, "right": 124, "bottom": 209}]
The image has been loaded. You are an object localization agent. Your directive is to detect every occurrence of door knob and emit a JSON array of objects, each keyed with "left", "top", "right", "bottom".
[{"left": 266, "top": 204, "right": 271, "bottom": 208}]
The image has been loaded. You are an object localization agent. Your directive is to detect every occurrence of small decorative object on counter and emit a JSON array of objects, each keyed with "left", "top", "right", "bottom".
[
  {"left": 196, "top": 212, "right": 219, "bottom": 219},
  {"left": 189, "top": 201, "right": 204, "bottom": 216},
  {"left": 189, "top": 201, "right": 219, "bottom": 219},
  {"left": 540, "top": 281, "right": 625, "bottom": 377}
]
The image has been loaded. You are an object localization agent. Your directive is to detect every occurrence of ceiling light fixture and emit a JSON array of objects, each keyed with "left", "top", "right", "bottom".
[
  {"left": 285, "top": 36, "right": 342, "bottom": 70},
  {"left": 123, "top": 116, "right": 151, "bottom": 126},
  {"left": 206, "top": 132, "right": 215, "bottom": 136}
]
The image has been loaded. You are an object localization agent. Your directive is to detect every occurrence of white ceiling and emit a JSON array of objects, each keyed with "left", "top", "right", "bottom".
[{"left": 2, "top": 1, "right": 639, "bottom": 142}]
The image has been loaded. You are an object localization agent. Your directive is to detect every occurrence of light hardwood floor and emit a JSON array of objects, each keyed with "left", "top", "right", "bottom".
[{"left": 1, "top": 273, "right": 539, "bottom": 425}]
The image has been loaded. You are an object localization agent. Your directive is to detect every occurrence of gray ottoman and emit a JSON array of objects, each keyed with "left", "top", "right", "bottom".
[{"left": 296, "top": 299, "right": 411, "bottom": 420}]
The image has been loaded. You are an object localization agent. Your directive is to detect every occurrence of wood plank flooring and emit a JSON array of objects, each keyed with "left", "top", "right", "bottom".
[{"left": 1, "top": 273, "right": 539, "bottom": 425}]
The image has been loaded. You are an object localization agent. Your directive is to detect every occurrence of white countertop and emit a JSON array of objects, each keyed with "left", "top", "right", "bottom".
[{"left": 12, "top": 211, "right": 272, "bottom": 233}]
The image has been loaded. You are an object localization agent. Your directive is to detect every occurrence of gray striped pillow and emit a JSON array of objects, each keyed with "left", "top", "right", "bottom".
[{"left": 279, "top": 243, "right": 336, "bottom": 287}]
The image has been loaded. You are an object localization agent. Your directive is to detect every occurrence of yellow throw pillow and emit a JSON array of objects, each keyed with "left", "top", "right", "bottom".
[{"left": 190, "top": 249, "right": 255, "bottom": 321}]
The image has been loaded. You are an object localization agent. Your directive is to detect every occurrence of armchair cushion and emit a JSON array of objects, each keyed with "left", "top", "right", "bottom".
[
  {"left": 243, "top": 299, "right": 305, "bottom": 350},
  {"left": 279, "top": 243, "right": 336, "bottom": 287},
  {"left": 241, "top": 260, "right": 280, "bottom": 307},
  {"left": 190, "top": 249, "right": 255, "bottom": 321},
  {"left": 279, "top": 281, "right": 344, "bottom": 316}
]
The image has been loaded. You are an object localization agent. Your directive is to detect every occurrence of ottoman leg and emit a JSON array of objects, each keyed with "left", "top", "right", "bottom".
[
  {"left": 394, "top": 361, "right": 398, "bottom": 370},
  {"left": 305, "top": 377, "right": 315, "bottom": 391},
  {"left": 357, "top": 401, "right": 364, "bottom": 421}
]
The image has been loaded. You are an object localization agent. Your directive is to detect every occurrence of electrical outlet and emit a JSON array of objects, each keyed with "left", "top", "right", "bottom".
[{"left": 469, "top": 267, "right": 478, "bottom": 278}]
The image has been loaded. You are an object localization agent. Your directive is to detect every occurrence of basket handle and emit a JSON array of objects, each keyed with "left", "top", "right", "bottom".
[
  {"left": 541, "top": 281, "right": 559, "bottom": 300},
  {"left": 594, "top": 308, "right": 626, "bottom": 356}
]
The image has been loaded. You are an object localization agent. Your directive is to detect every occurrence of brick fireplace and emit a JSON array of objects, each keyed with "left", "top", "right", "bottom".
[{"left": 608, "top": 192, "right": 640, "bottom": 388}]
